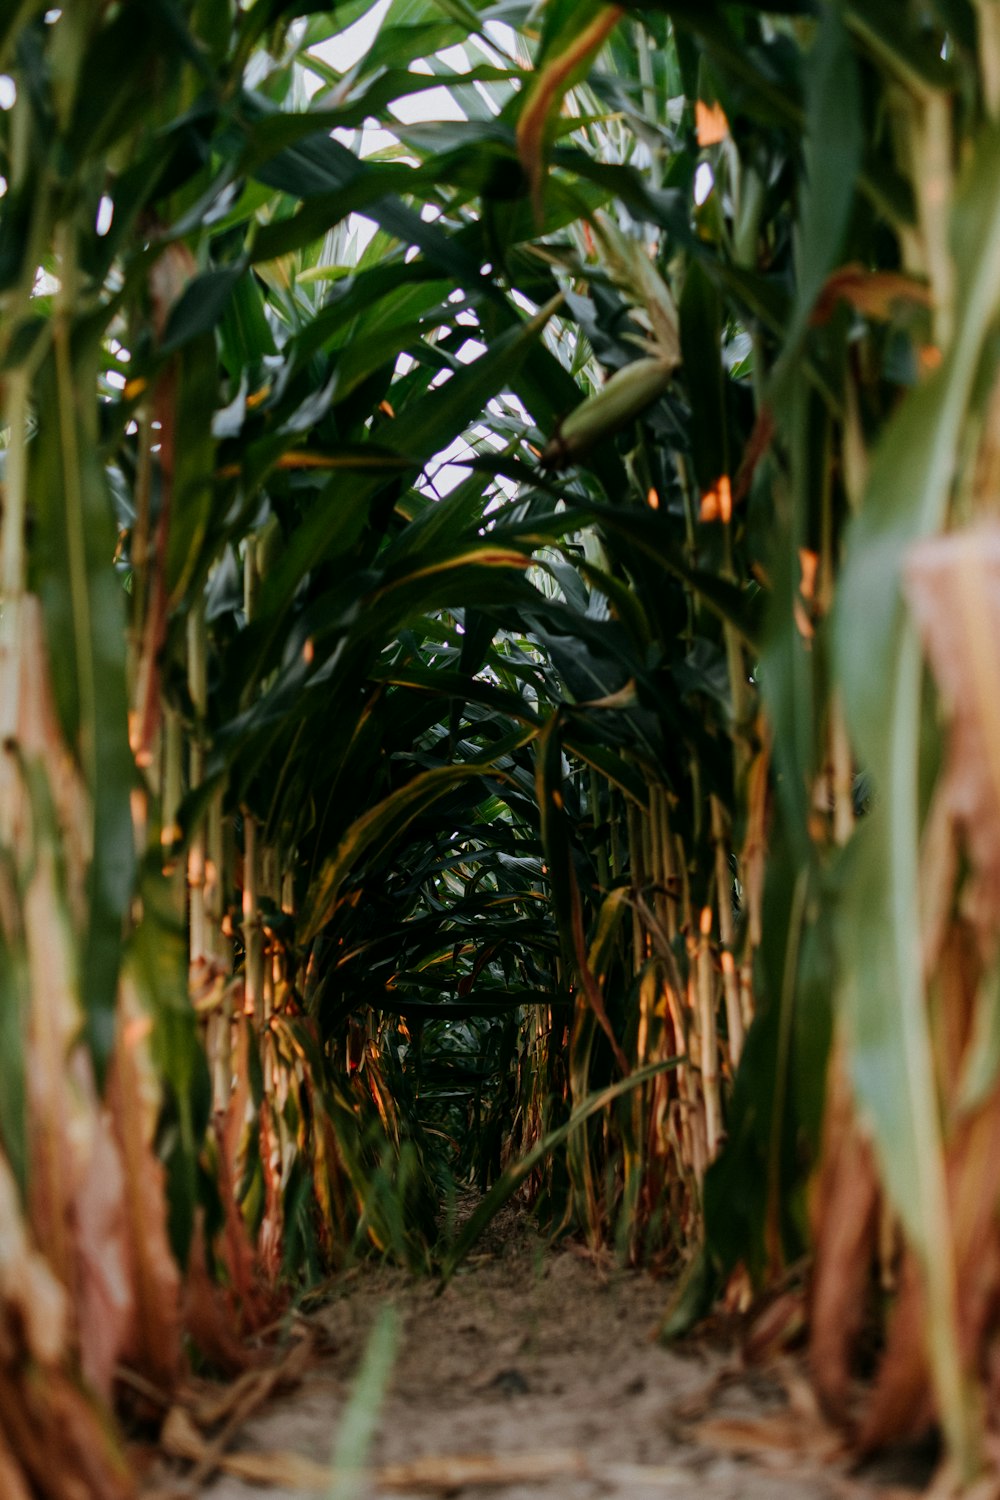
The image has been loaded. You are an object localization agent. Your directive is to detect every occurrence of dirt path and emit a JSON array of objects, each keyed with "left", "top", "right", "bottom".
[{"left": 170, "top": 1211, "right": 931, "bottom": 1500}]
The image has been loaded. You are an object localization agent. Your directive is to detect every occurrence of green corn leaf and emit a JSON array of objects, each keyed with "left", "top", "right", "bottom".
[
  {"left": 300, "top": 726, "right": 538, "bottom": 943},
  {"left": 834, "top": 123, "right": 1000, "bottom": 1475}
]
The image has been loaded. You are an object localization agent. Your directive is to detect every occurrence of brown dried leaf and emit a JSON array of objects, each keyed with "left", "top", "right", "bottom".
[
  {"left": 905, "top": 526, "right": 1000, "bottom": 948},
  {"left": 811, "top": 264, "right": 932, "bottom": 327},
  {"left": 932, "top": 918, "right": 980, "bottom": 1106},
  {"left": 861, "top": 1070, "right": 1000, "bottom": 1450},
  {"left": 808, "top": 1046, "right": 880, "bottom": 1427},
  {"left": 160, "top": 1428, "right": 596, "bottom": 1495},
  {"left": 0, "top": 1418, "right": 33, "bottom": 1500},
  {"left": 743, "top": 1290, "right": 807, "bottom": 1365},
  {"left": 856, "top": 1250, "right": 933, "bottom": 1452}
]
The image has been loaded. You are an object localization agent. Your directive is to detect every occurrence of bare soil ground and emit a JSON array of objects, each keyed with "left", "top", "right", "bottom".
[{"left": 155, "top": 1208, "right": 934, "bottom": 1500}]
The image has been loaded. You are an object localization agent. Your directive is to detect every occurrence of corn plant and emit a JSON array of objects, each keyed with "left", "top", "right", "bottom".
[{"left": 7, "top": 0, "right": 1000, "bottom": 1491}]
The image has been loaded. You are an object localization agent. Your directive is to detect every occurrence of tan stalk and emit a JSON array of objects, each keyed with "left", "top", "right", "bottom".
[
  {"left": 696, "top": 904, "right": 723, "bottom": 1158},
  {"left": 187, "top": 597, "right": 208, "bottom": 968},
  {"left": 657, "top": 961, "right": 695, "bottom": 1176},
  {"left": 626, "top": 799, "right": 647, "bottom": 969},
  {"left": 243, "top": 531, "right": 259, "bottom": 627},
  {"left": 608, "top": 789, "right": 622, "bottom": 879},
  {"left": 711, "top": 796, "right": 745, "bottom": 1068},
  {"left": 242, "top": 812, "right": 265, "bottom": 1029},
  {"left": 739, "top": 962, "right": 755, "bottom": 1033},
  {"left": 162, "top": 705, "right": 183, "bottom": 858},
  {"left": 206, "top": 787, "right": 232, "bottom": 1113},
  {"left": 913, "top": 91, "right": 955, "bottom": 348},
  {"left": 657, "top": 785, "right": 678, "bottom": 942},
  {"left": 206, "top": 789, "right": 227, "bottom": 964}
]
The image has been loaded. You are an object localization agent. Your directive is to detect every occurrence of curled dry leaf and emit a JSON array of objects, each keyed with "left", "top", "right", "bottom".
[{"left": 904, "top": 526, "right": 1000, "bottom": 950}]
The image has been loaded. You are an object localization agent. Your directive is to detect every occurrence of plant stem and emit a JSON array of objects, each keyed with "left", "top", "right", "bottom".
[{"left": 711, "top": 795, "right": 745, "bottom": 1068}]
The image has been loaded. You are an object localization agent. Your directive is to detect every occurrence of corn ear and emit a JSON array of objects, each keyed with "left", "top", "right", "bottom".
[{"left": 542, "top": 356, "right": 674, "bottom": 467}]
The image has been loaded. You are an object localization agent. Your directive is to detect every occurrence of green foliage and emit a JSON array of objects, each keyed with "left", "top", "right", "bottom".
[{"left": 5, "top": 0, "right": 1000, "bottom": 1479}]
